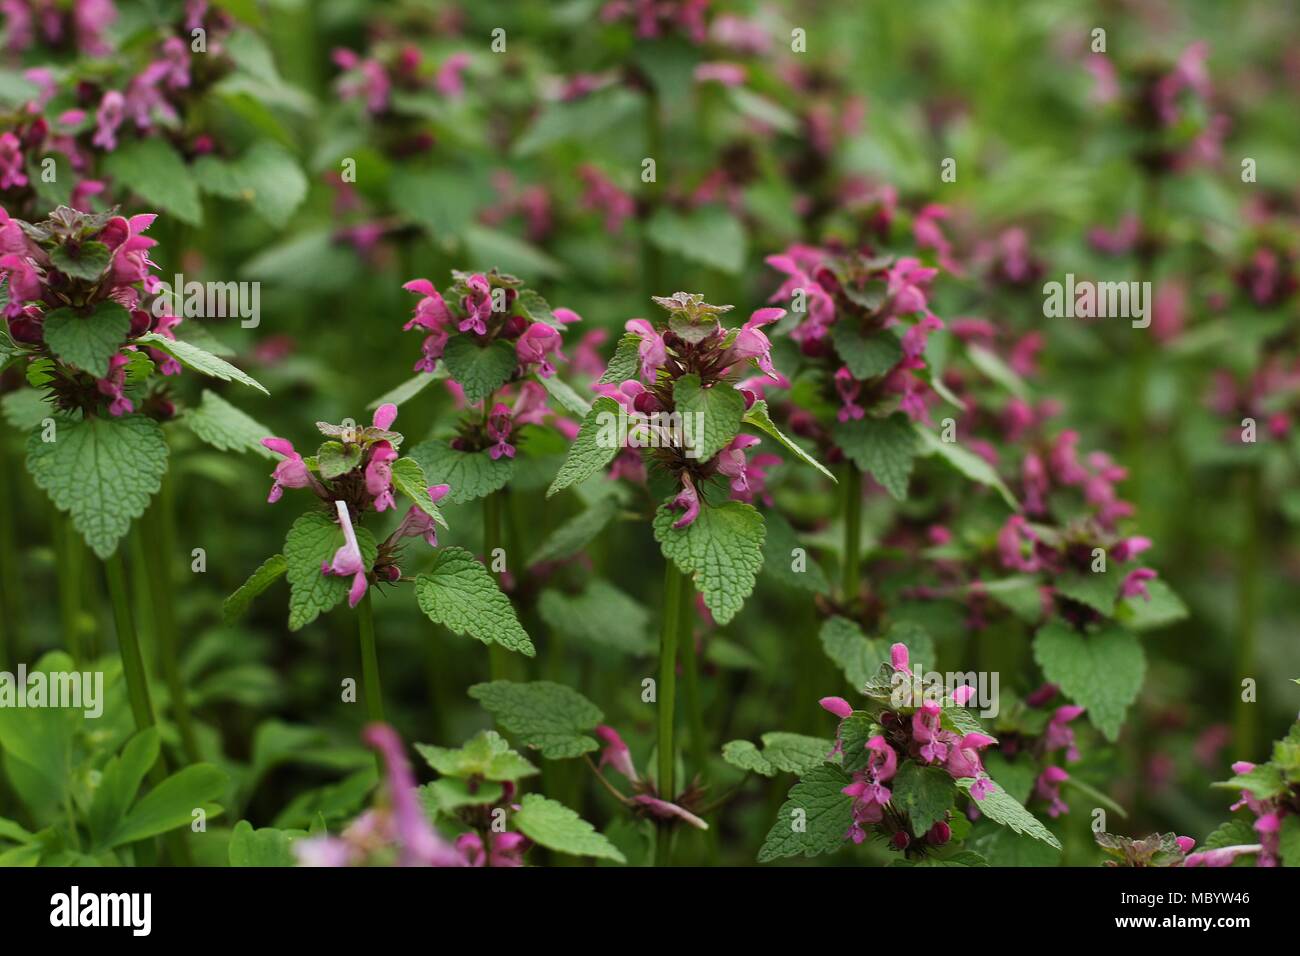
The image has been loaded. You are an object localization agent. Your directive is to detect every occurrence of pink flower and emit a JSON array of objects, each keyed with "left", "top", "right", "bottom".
[
  {"left": 834, "top": 367, "right": 865, "bottom": 422},
  {"left": 625, "top": 318, "right": 667, "bottom": 382},
  {"left": 435, "top": 52, "right": 471, "bottom": 98},
  {"left": 402, "top": 278, "right": 452, "bottom": 331},
  {"left": 516, "top": 321, "right": 563, "bottom": 377},
  {"left": 819, "top": 697, "right": 853, "bottom": 719},
  {"left": 0, "top": 133, "right": 27, "bottom": 191},
  {"left": 890, "top": 642, "right": 910, "bottom": 675},
  {"left": 321, "top": 500, "right": 369, "bottom": 608},
  {"left": 912, "top": 702, "right": 950, "bottom": 765},
  {"left": 91, "top": 90, "right": 125, "bottom": 151},
  {"left": 393, "top": 484, "right": 451, "bottom": 549},
  {"left": 842, "top": 735, "right": 897, "bottom": 841},
  {"left": 365, "top": 441, "right": 398, "bottom": 512},
  {"left": 1035, "top": 766, "right": 1070, "bottom": 817},
  {"left": 1185, "top": 845, "right": 1260, "bottom": 868},
  {"left": 694, "top": 61, "right": 746, "bottom": 86},
  {"left": 885, "top": 257, "right": 938, "bottom": 315},
  {"left": 1119, "top": 568, "right": 1158, "bottom": 602},
  {"left": 667, "top": 472, "right": 701, "bottom": 529},
  {"left": 595, "top": 725, "right": 639, "bottom": 782},
  {"left": 630, "top": 795, "right": 709, "bottom": 830},
  {"left": 95, "top": 353, "right": 134, "bottom": 417},
  {"left": 486, "top": 403, "right": 515, "bottom": 459},
  {"left": 459, "top": 273, "right": 493, "bottom": 336},
  {"left": 946, "top": 732, "right": 995, "bottom": 780},
  {"left": 729, "top": 307, "right": 783, "bottom": 378},
  {"left": 455, "top": 830, "right": 528, "bottom": 867},
  {"left": 1044, "top": 705, "right": 1085, "bottom": 761},
  {"left": 715, "top": 434, "right": 761, "bottom": 496},
  {"left": 1112, "top": 537, "right": 1152, "bottom": 562},
  {"left": 362, "top": 723, "right": 466, "bottom": 867},
  {"left": 578, "top": 165, "right": 635, "bottom": 233},
  {"left": 997, "top": 515, "right": 1040, "bottom": 572},
  {"left": 261, "top": 437, "right": 311, "bottom": 502}
]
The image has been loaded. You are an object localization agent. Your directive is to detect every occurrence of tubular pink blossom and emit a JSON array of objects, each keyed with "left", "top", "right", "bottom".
[{"left": 595, "top": 725, "right": 639, "bottom": 782}]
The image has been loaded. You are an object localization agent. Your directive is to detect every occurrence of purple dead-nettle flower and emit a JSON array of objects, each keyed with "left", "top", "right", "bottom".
[
  {"left": 1035, "top": 766, "right": 1071, "bottom": 818},
  {"left": 296, "top": 723, "right": 467, "bottom": 868},
  {"left": 0, "top": 203, "right": 200, "bottom": 418},
  {"left": 322, "top": 500, "right": 370, "bottom": 608},
  {"left": 843, "top": 735, "right": 899, "bottom": 843},
  {"left": 587, "top": 722, "right": 709, "bottom": 831},
  {"left": 486, "top": 403, "right": 516, "bottom": 460},
  {"left": 595, "top": 725, "right": 639, "bottom": 782}
]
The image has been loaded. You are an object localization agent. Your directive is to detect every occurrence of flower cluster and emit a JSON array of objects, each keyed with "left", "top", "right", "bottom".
[
  {"left": 819, "top": 643, "right": 996, "bottom": 853},
  {"left": 332, "top": 42, "right": 471, "bottom": 117},
  {"left": 1, "top": 203, "right": 183, "bottom": 416},
  {"left": 262, "top": 403, "right": 450, "bottom": 606},
  {"left": 766, "top": 245, "right": 946, "bottom": 428},
  {"left": 592, "top": 724, "right": 709, "bottom": 830},
  {"left": 592, "top": 292, "right": 786, "bottom": 526}
]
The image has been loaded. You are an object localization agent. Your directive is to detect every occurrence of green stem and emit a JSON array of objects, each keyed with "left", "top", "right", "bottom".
[
  {"left": 841, "top": 463, "right": 862, "bottom": 607},
  {"left": 141, "top": 512, "right": 199, "bottom": 764},
  {"left": 484, "top": 489, "right": 510, "bottom": 682},
  {"left": 655, "top": 562, "right": 686, "bottom": 866},
  {"left": 357, "top": 592, "right": 385, "bottom": 725},
  {"left": 103, "top": 550, "right": 166, "bottom": 786},
  {"left": 0, "top": 455, "right": 24, "bottom": 667},
  {"left": 57, "top": 515, "right": 83, "bottom": 666},
  {"left": 1233, "top": 467, "right": 1260, "bottom": 760},
  {"left": 679, "top": 581, "right": 706, "bottom": 781}
]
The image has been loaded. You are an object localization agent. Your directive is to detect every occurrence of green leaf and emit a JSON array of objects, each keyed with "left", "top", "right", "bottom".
[
  {"left": 722, "top": 740, "right": 775, "bottom": 776},
  {"left": 468, "top": 680, "right": 603, "bottom": 759},
  {"left": 49, "top": 241, "right": 112, "bottom": 282},
  {"left": 914, "top": 425, "right": 1018, "bottom": 509},
  {"left": 513, "top": 794, "right": 626, "bottom": 862},
  {"left": 463, "top": 225, "right": 565, "bottom": 279},
  {"left": 646, "top": 206, "right": 747, "bottom": 275},
  {"left": 546, "top": 397, "right": 622, "bottom": 497},
  {"left": 653, "top": 499, "right": 765, "bottom": 625},
  {"left": 1056, "top": 568, "right": 1119, "bottom": 617},
  {"left": 891, "top": 761, "right": 956, "bottom": 834},
  {"left": 831, "top": 324, "right": 903, "bottom": 379},
  {"left": 761, "top": 510, "right": 830, "bottom": 593},
  {"left": 390, "top": 457, "right": 448, "bottom": 526},
  {"left": 759, "top": 733, "right": 836, "bottom": 774},
  {"left": 415, "top": 730, "right": 538, "bottom": 782},
  {"left": 673, "top": 373, "right": 745, "bottom": 462},
  {"left": 969, "top": 821, "right": 1061, "bottom": 866},
  {"left": 1033, "top": 621, "right": 1146, "bottom": 742},
  {"left": 316, "top": 441, "right": 362, "bottom": 479},
  {"left": 537, "top": 374, "right": 591, "bottom": 418},
  {"left": 283, "top": 511, "right": 378, "bottom": 631},
  {"left": 419, "top": 779, "right": 504, "bottom": 817},
  {"left": 1203, "top": 818, "right": 1258, "bottom": 850},
  {"left": 967, "top": 344, "right": 1029, "bottom": 400},
  {"left": 1116, "top": 578, "right": 1188, "bottom": 632},
  {"left": 223, "top": 554, "right": 287, "bottom": 624},
  {"left": 367, "top": 369, "right": 445, "bottom": 410},
  {"left": 192, "top": 141, "right": 307, "bottom": 228},
  {"left": 182, "top": 389, "right": 275, "bottom": 459},
  {"left": 441, "top": 335, "right": 518, "bottom": 405},
  {"left": 87, "top": 730, "right": 162, "bottom": 849},
  {"left": 528, "top": 497, "right": 620, "bottom": 565},
  {"left": 103, "top": 138, "right": 203, "bottom": 225},
  {"left": 538, "top": 581, "right": 652, "bottom": 655},
  {"left": 833, "top": 413, "right": 918, "bottom": 501},
  {"left": 743, "top": 400, "right": 835, "bottom": 482},
  {"left": 408, "top": 439, "right": 514, "bottom": 504},
  {"left": 415, "top": 547, "right": 535, "bottom": 656},
  {"left": 26, "top": 414, "right": 168, "bottom": 559},
  {"left": 956, "top": 778, "right": 1061, "bottom": 849},
  {"left": 598, "top": 332, "right": 642, "bottom": 385},
  {"left": 135, "top": 332, "right": 269, "bottom": 394},
  {"left": 1, "top": 389, "right": 49, "bottom": 432},
  {"left": 513, "top": 86, "right": 642, "bottom": 156},
  {"left": 819, "top": 616, "right": 888, "bottom": 691},
  {"left": 228, "top": 820, "right": 305, "bottom": 867},
  {"left": 106, "top": 764, "right": 228, "bottom": 848},
  {"left": 757, "top": 764, "right": 853, "bottom": 862},
  {"left": 41, "top": 302, "right": 130, "bottom": 378}
]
